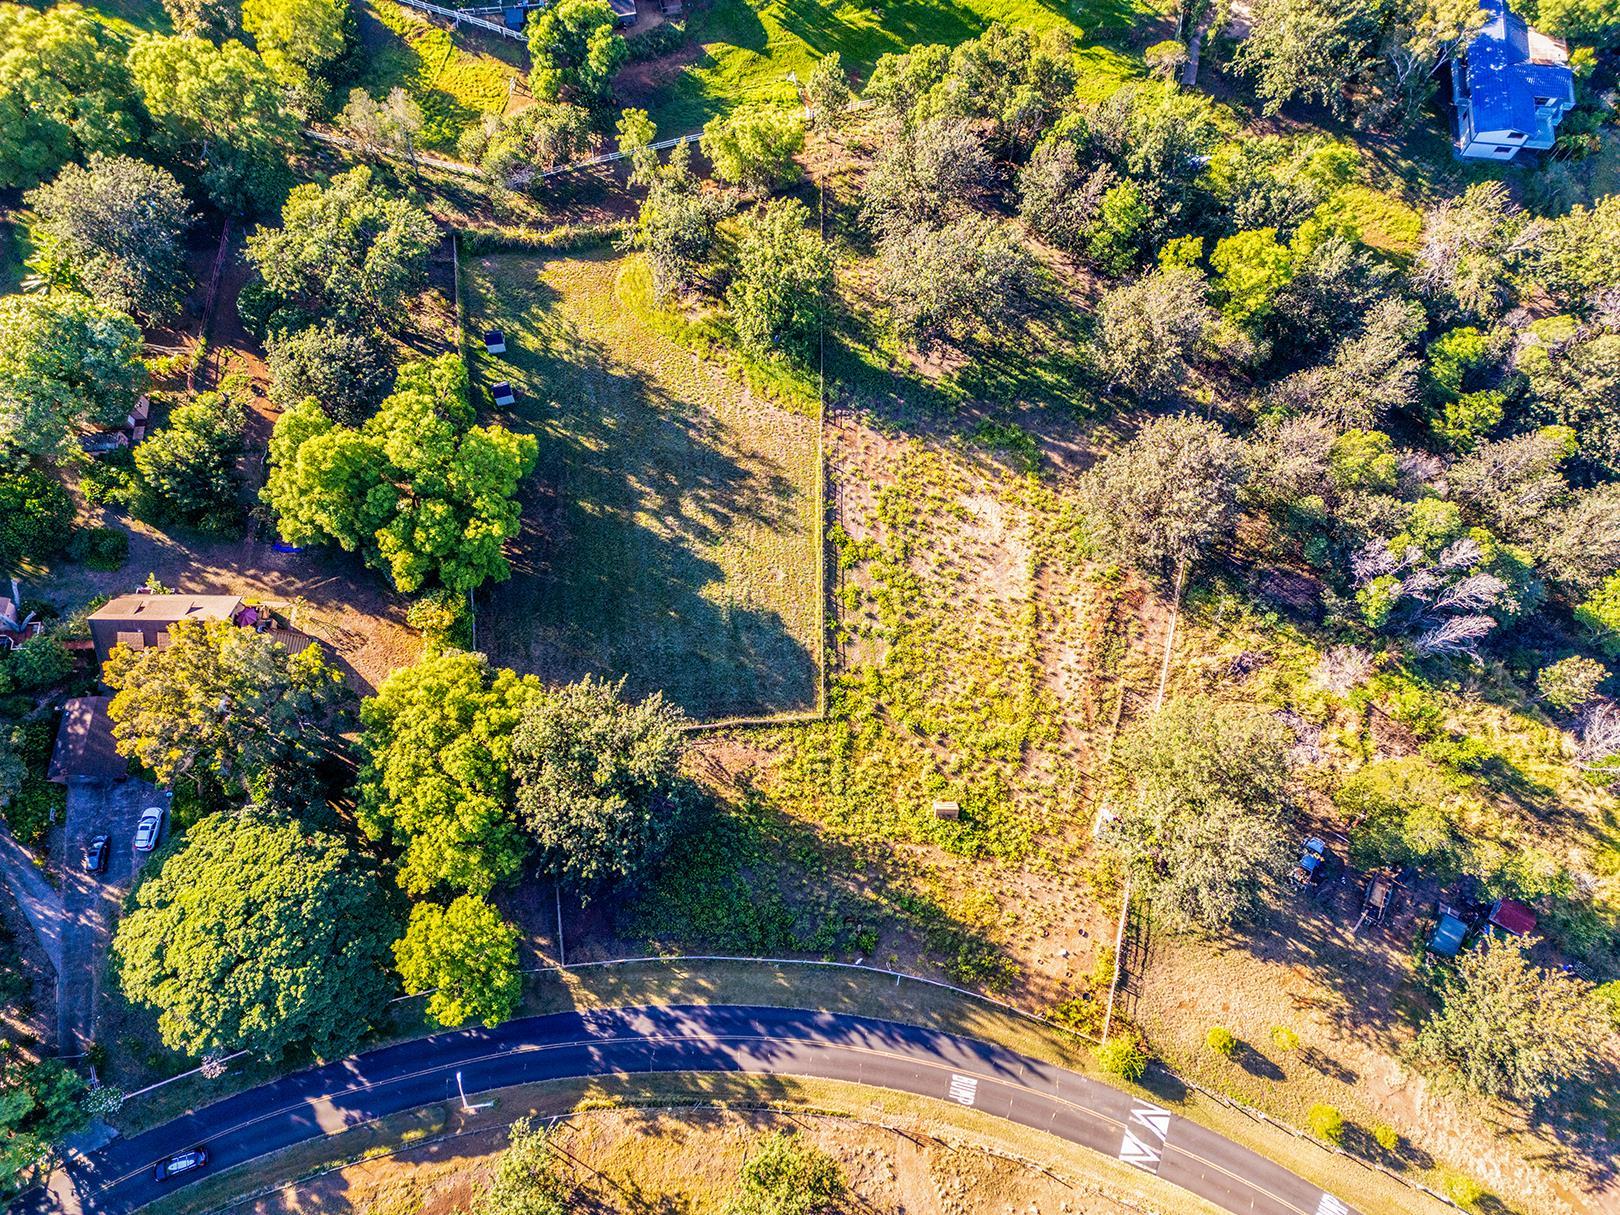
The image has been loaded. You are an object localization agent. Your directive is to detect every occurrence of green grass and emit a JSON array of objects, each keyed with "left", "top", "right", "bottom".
[
  {"left": 462, "top": 248, "right": 822, "bottom": 721},
  {"left": 636, "top": 0, "right": 1155, "bottom": 133},
  {"left": 357, "top": 0, "right": 525, "bottom": 150}
]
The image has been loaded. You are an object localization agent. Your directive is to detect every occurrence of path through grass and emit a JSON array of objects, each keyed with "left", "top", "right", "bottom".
[{"left": 463, "top": 249, "right": 821, "bottom": 721}]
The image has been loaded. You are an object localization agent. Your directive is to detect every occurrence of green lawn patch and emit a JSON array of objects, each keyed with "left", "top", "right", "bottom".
[
  {"left": 635, "top": 0, "right": 1154, "bottom": 133},
  {"left": 462, "top": 247, "right": 822, "bottom": 721}
]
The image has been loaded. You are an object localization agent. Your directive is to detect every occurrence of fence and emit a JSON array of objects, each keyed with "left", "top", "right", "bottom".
[{"left": 393, "top": 0, "right": 525, "bottom": 39}]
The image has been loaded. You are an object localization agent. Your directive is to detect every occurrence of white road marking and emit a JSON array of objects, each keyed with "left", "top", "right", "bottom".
[
  {"left": 1130, "top": 1102, "right": 1171, "bottom": 1142},
  {"left": 947, "top": 1074, "right": 978, "bottom": 1106},
  {"left": 1316, "top": 1193, "right": 1350, "bottom": 1215},
  {"left": 1119, "top": 1129, "right": 1162, "bottom": 1170}
]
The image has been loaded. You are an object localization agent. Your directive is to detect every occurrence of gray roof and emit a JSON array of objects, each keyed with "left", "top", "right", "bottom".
[{"left": 48, "top": 697, "right": 128, "bottom": 783}]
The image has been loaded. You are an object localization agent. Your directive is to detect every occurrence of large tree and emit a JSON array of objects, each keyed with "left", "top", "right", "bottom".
[
  {"left": 245, "top": 167, "right": 439, "bottom": 333},
  {"left": 1107, "top": 695, "right": 1294, "bottom": 932},
  {"left": 0, "top": 4, "right": 137, "bottom": 190},
  {"left": 0, "top": 1046, "right": 88, "bottom": 1199},
  {"left": 474, "top": 1119, "right": 573, "bottom": 1215},
  {"left": 876, "top": 215, "right": 1038, "bottom": 354},
  {"left": 1415, "top": 937, "right": 1610, "bottom": 1102},
  {"left": 133, "top": 389, "right": 247, "bottom": 533},
  {"left": 103, "top": 619, "right": 348, "bottom": 791},
  {"left": 358, "top": 650, "right": 541, "bottom": 896},
  {"left": 126, "top": 34, "right": 300, "bottom": 214},
  {"left": 394, "top": 894, "right": 521, "bottom": 1028},
  {"left": 458, "top": 102, "right": 593, "bottom": 188},
  {"left": 25, "top": 154, "right": 195, "bottom": 323},
  {"left": 1078, "top": 415, "right": 1243, "bottom": 578},
  {"left": 526, "top": 0, "right": 625, "bottom": 104},
  {"left": 511, "top": 675, "right": 688, "bottom": 898},
  {"left": 266, "top": 321, "right": 396, "bottom": 422},
  {"left": 112, "top": 813, "right": 397, "bottom": 1059},
  {"left": 728, "top": 1131, "right": 848, "bottom": 1215},
  {"left": 634, "top": 143, "right": 724, "bottom": 302},
  {"left": 863, "top": 116, "right": 991, "bottom": 241},
  {"left": 263, "top": 355, "right": 537, "bottom": 594},
  {"left": 700, "top": 104, "right": 806, "bottom": 194},
  {"left": 1090, "top": 266, "right": 1215, "bottom": 399},
  {"left": 241, "top": 0, "right": 351, "bottom": 113},
  {"left": 727, "top": 198, "right": 834, "bottom": 362},
  {"left": 0, "top": 468, "right": 74, "bottom": 571},
  {"left": 1233, "top": 0, "right": 1375, "bottom": 117},
  {"left": 0, "top": 292, "right": 144, "bottom": 463}
]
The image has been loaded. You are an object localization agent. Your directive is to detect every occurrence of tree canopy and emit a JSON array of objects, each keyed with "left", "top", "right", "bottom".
[
  {"left": 526, "top": 0, "right": 625, "bottom": 104},
  {"left": 0, "top": 1046, "right": 88, "bottom": 1200},
  {"left": 394, "top": 893, "right": 521, "bottom": 1028},
  {"left": 700, "top": 105, "right": 806, "bottom": 193},
  {"left": 727, "top": 198, "right": 834, "bottom": 362},
  {"left": 241, "top": 0, "right": 351, "bottom": 113},
  {"left": 113, "top": 812, "right": 397, "bottom": 1059}
]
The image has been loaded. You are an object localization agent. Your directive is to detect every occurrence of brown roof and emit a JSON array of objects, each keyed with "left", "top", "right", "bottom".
[
  {"left": 89, "top": 594, "right": 244, "bottom": 625},
  {"left": 48, "top": 697, "right": 127, "bottom": 783}
]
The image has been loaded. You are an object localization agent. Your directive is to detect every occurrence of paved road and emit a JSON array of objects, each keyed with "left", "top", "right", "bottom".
[{"left": 19, "top": 1005, "right": 1358, "bottom": 1215}]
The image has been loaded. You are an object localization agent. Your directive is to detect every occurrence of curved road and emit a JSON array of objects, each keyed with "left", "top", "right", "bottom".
[{"left": 19, "top": 1005, "right": 1358, "bottom": 1215}]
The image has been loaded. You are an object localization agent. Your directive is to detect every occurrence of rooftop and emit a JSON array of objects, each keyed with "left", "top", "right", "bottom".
[
  {"left": 48, "top": 697, "right": 127, "bottom": 783},
  {"left": 89, "top": 593, "right": 245, "bottom": 624}
]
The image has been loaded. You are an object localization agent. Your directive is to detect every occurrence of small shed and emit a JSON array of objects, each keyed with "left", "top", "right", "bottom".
[
  {"left": 491, "top": 381, "right": 516, "bottom": 407},
  {"left": 608, "top": 0, "right": 637, "bottom": 24},
  {"left": 932, "top": 799, "right": 960, "bottom": 821},
  {"left": 1429, "top": 912, "right": 1469, "bottom": 958},
  {"left": 1489, "top": 898, "right": 1537, "bottom": 937},
  {"left": 48, "top": 698, "right": 128, "bottom": 784},
  {"left": 484, "top": 329, "right": 507, "bottom": 355}
]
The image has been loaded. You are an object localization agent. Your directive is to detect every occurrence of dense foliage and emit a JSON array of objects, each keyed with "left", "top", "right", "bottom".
[{"left": 394, "top": 893, "right": 521, "bottom": 1028}]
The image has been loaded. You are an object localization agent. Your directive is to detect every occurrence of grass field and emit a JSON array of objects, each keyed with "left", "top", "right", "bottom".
[
  {"left": 461, "top": 248, "right": 822, "bottom": 721},
  {"left": 630, "top": 0, "right": 1161, "bottom": 133}
]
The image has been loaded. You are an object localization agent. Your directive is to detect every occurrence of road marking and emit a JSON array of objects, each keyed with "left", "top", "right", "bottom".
[
  {"left": 1316, "top": 1193, "right": 1350, "bottom": 1215},
  {"left": 947, "top": 1073, "right": 978, "bottom": 1105},
  {"left": 1130, "top": 1102, "right": 1171, "bottom": 1142},
  {"left": 1119, "top": 1129, "right": 1162, "bottom": 1170}
]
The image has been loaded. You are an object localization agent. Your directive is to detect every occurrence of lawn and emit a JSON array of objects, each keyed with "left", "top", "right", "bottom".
[
  {"left": 461, "top": 247, "right": 822, "bottom": 721},
  {"left": 628, "top": 0, "right": 1161, "bottom": 134}
]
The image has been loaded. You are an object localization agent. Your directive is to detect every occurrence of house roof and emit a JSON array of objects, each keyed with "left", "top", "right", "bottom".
[
  {"left": 1462, "top": 0, "right": 1573, "bottom": 136},
  {"left": 89, "top": 593, "right": 244, "bottom": 626},
  {"left": 1429, "top": 913, "right": 1469, "bottom": 957},
  {"left": 48, "top": 697, "right": 127, "bottom": 783},
  {"left": 1490, "top": 898, "right": 1538, "bottom": 935}
]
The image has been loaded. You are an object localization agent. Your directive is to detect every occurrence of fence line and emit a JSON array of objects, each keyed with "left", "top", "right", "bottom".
[
  {"left": 122, "top": 1050, "right": 249, "bottom": 1100},
  {"left": 393, "top": 0, "right": 525, "bottom": 39}
]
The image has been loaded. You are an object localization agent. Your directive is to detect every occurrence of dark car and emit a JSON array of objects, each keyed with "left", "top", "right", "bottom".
[
  {"left": 82, "top": 836, "right": 110, "bottom": 874},
  {"left": 153, "top": 1147, "right": 208, "bottom": 1181}
]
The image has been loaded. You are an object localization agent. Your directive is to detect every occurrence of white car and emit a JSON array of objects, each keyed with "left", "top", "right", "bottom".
[{"left": 133, "top": 806, "right": 164, "bottom": 852}]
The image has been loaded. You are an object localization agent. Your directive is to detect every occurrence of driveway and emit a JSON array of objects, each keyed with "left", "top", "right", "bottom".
[
  {"left": 0, "top": 820, "right": 64, "bottom": 976},
  {"left": 57, "top": 781, "right": 167, "bottom": 1054}
]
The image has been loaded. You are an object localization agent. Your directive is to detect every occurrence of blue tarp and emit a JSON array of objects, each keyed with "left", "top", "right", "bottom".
[{"left": 1429, "top": 913, "right": 1469, "bottom": 957}]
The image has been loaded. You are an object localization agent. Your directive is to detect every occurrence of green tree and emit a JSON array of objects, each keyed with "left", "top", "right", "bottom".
[
  {"left": 727, "top": 198, "right": 833, "bottom": 361},
  {"left": 394, "top": 894, "right": 521, "bottom": 1028},
  {"left": 863, "top": 42, "right": 951, "bottom": 122},
  {"left": 264, "top": 356, "right": 537, "bottom": 594},
  {"left": 512, "top": 675, "right": 688, "bottom": 898},
  {"left": 358, "top": 650, "right": 541, "bottom": 895},
  {"left": 615, "top": 106, "right": 658, "bottom": 184},
  {"left": 1206, "top": 1025, "right": 1238, "bottom": 1056},
  {"left": 862, "top": 116, "right": 991, "bottom": 240},
  {"left": 161, "top": 0, "right": 238, "bottom": 37},
  {"left": 133, "top": 389, "right": 247, "bottom": 532},
  {"left": 474, "top": 1118, "right": 572, "bottom": 1215},
  {"left": 1448, "top": 426, "right": 1575, "bottom": 539},
  {"left": 1017, "top": 134, "right": 1114, "bottom": 254},
  {"left": 0, "top": 468, "right": 74, "bottom": 570},
  {"left": 876, "top": 215, "right": 1038, "bottom": 353},
  {"left": 0, "top": 4, "right": 137, "bottom": 190},
  {"left": 1534, "top": 0, "right": 1620, "bottom": 41},
  {"left": 1086, "top": 179, "right": 1149, "bottom": 274},
  {"left": 25, "top": 154, "right": 195, "bottom": 322},
  {"left": 1576, "top": 573, "right": 1620, "bottom": 658},
  {"left": 0, "top": 1045, "right": 88, "bottom": 1199},
  {"left": 1538, "top": 484, "right": 1620, "bottom": 593},
  {"left": 1415, "top": 937, "right": 1610, "bottom": 1101},
  {"left": 1090, "top": 266, "right": 1214, "bottom": 398},
  {"left": 127, "top": 34, "right": 300, "bottom": 214},
  {"left": 1106, "top": 695, "right": 1293, "bottom": 932},
  {"left": 1413, "top": 182, "right": 1524, "bottom": 321},
  {"left": 0, "top": 292, "right": 145, "bottom": 463},
  {"left": 1520, "top": 195, "right": 1620, "bottom": 309},
  {"left": 932, "top": 23, "right": 1077, "bottom": 153},
  {"left": 1095, "top": 1032, "right": 1149, "bottom": 1080},
  {"left": 1307, "top": 1103, "right": 1345, "bottom": 1144},
  {"left": 104, "top": 618, "right": 348, "bottom": 791},
  {"left": 1336, "top": 756, "right": 1464, "bottom": 870},
  {"left": 1516, "top": 316, "right": 1620, "bottom": 478},
  {"left": 112, "top": 812, "right": 397, "bottom": 1059},
  {"left": 701, "top": 104, "right": 806, "bottom": 193},
  {"left": 1209, "top": 227, "right": 1297, "bottom": 328},
  {"left": 1233, "top": 0, "right": 1375, "bottom": 117},
  {"left": 242, "top": 0, "right": 351, "bottom": 113},
  {"left": 338, "top": 87, "right": 425, "bottom": 166},
  {"left": 1078, "top": 415, "right": 1242, "bottom": 577},
  {"left": 458, "top": 102, "right": 594, "bottom": 186},
  {"left": 726, "top": 1130, "right": 847, "bottom": 1215},
  {"left": 634, "top": 148, "right": 724, "bottom": 302},
  {"left": 266, "top": 321, "right": 396, "bottom": 422},
  {"left": 1536, "top": 655, "right": 1607, "bottom": 713},
  {"left": 246, "top": 167, "right": 440, "bottom": 333},
  {"left": 805, "top": 52, "right": 853, "bottom": 127},
  {"left": 526, "top": 0, "right": 626, "bottom": 103}
]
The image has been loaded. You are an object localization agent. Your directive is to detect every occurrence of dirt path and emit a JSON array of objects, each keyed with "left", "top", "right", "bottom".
[{"left": 0, "top": 820, "right": 62, "bottom": 978}]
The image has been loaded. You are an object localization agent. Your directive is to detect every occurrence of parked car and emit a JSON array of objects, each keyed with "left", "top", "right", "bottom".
[
  {"left": 153, "top": 1147, "right": 208, "bottom": 1181},
  {"left": 133, "top": 806, "right": 164, "bottom": 852},
  {"left": 82, "top": 835, "right": 109, "bottom": 874}
]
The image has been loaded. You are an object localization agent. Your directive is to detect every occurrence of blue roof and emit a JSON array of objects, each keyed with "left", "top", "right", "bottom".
[
  {"left": 1429, "top": 913, "right": 1469, "bottom": 958},
  {"left": 1461, "top": 0, "right": 1574, "bottom": 137}
]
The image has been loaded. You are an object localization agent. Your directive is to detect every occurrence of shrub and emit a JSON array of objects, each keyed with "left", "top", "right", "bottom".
[
  {"left": 1537, "top": 655, "right": 1608, "bottom": 712},
  {"left": 0, "top": 467, "right": 75, "bottom": 569},
  {"left": 1307, "top": 1103, "right": 1345, "bottom": 1144},
  {"left": 68, "top": 526, "right": 129, "bottom": 571},
  {"left": 1205, "top": 1025, "right": 1238, "bottom": 1057},
  {"left": 1441, "top": 1171, "right": 1487, "bottom": 1209},
  {"left": 1596, "top": 979, "right": 1620, "bottom": 1029},
  {"left": 1096, "top": 1033, "right": 1149, "bottom": 1081},
  {"left": 1372, "top": 1123, "right": 1399, "bottom": 1151},
  {"left": 1575, "top": 573, "right": 1620, "bottom": 658},
  {"left": 8, "top": 636, "right": 73, "bottom": 692},
  {"left": 79, "top": 447, "right": 140, "bottom": 508},
  {"left": 1270, "top": 1025, "right": 1299, "bottom": 1051},
  {"left": 5, "top": 778, "right": 65, "bottom": 845},
  {"left": 406, "top": 588, "right": 472, "bottom": 652}
]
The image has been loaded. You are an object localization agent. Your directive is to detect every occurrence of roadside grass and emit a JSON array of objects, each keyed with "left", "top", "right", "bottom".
[
  {"left": 356, "top": 0, "right": 526, "bottom": 151},
  {"left": 461, "top": 247, "right": 822, "bottom": 721},
  {"left": 632, "top": 0, "right": 1159, "bottom": 134}
]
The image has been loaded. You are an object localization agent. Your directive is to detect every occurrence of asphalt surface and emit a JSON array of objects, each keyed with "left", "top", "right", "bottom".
[{"left": 19, "top": 1005, "right": 1359, "bottom": 1215}]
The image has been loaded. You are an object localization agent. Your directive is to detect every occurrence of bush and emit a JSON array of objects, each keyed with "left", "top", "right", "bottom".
[
  {"left": 1205, "top": 1025, "right": 1238, "bottom": 1057},
  {"left": 405, "top": 588, "right": 472, "bottom": 651},
  {"left": 1270, "top": 1025, "right": 1299, "bottom": 1051},
  {"left": 79, "top": 447, "right": 140, "bottom": 509},
  {"left": 1096, "top": 1033, "right": 1149, "bottom": 1081},
  {"left": 1372, "top": 1122, "right": 1400, "bottom": 1151},
  {"left": 1596, "top": 979, "right": 1620, "bottom": 1029},
  {"left": 8, "top": 636, "right": 73, "bottom": 692},
  {"left": 5, "top": 778, "right": 65, "bottom": 845},
  {"left": 1307, "top": 1103, "right": 1345, "bottom": 1144},
  {"left": 1575, "top": 573, "right": 1620, "bottom": 658},
  {"left": 0, "top": 467, "right": 75, "bottom": 569},
  {"left": 1536, "top": 655, "right": 1608, "bottom": 712},
  {"left": 1441, "top": 1171, "right": 1487, "bottom": 1209},
  {"left": 625, "top": 18, "right": 683, "bottom": 60},
  {"left": 68, "top": 526, "right": 129, "bottom": 571}
]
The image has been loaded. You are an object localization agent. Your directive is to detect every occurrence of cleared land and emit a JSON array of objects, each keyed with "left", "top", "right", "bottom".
[{"left": 463, "top": 249, "right": 822, "bottom": 721}]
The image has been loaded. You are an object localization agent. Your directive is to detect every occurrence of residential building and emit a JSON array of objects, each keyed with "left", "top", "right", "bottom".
[{"left": 1452, "top": 0, "right": 1576, "bottom": 160}]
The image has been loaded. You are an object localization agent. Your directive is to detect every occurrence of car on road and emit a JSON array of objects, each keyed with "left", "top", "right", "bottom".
[
  {"left": 82, "top": 835, "right": 109, "bottom": 874},
  {"left": 133, "top": 806, "right": 164, "bottom": 852},
  {"left": 153, "top": 1147, "right": 208, "bottom": 1181}
]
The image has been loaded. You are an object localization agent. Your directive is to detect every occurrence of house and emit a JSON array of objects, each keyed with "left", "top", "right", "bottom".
[
  {"left": 79, "top": 394, "right": 151, "bottom": 455},
  {"left": 48, "top": 697, "right": 128, "bottom": 784},
  {"left": 1488, "top": 897, "right": 1538, "bottom": 937},
  {"left": 86, "top": 592, "right": 247, "bottom": 667},
  {"left": 1451, "top": 0, "right": 1576, "bottom": 160}
]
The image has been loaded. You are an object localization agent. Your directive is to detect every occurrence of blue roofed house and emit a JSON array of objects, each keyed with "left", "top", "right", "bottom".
[{"left": 1452, "top": 0, "right": 1576, "bottom": 160}]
